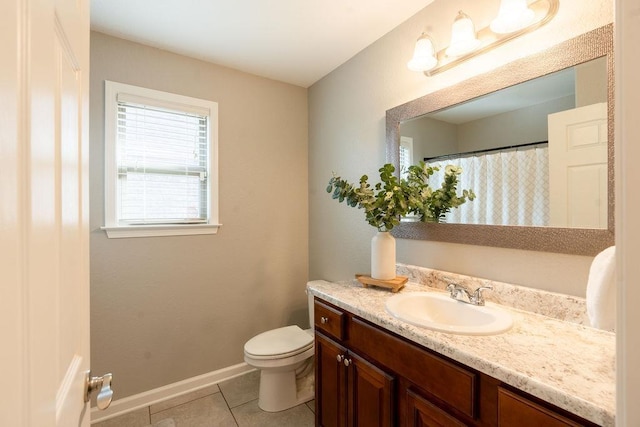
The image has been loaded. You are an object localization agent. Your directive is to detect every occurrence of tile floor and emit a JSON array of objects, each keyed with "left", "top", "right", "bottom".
[{"left": 93, "top": 370, "right": 315, "bottom": 427}]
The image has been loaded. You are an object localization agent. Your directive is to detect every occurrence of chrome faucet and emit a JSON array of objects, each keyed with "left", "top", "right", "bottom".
[{"left": 446, "top": 283, "right": 493, "bottom": 306}]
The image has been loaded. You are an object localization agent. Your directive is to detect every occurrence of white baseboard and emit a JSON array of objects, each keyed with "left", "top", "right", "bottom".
[{"left": 90, "top": 363, "right": 255, "bottom": 424}]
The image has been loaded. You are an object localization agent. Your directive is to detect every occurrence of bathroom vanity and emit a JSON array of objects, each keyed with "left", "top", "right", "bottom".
[{"left": 308, "top": 276, "right": 615, "bottom": 427}]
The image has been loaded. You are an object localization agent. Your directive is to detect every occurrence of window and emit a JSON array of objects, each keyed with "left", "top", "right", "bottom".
[
  {"left": 103, "top": 81, "right": 220, "bottom": 238},
  {"left": 399, "top": 136, "right": 414, "bottom": 180}
]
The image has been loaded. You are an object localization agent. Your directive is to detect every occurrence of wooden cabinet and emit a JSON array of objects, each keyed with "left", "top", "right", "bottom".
[
  {"left": 348, "top": 316, "right": 478, "bottom": 421},
  {"left": 315, "top": 332, "right": 347, "bottom": 427},
  {"left": 497, "top": 387, "right": 585, "bottom": 427},
  {"left": 315, "top": 309, "right": 394, "bottom": 427},
  {"left": 405, "top": 386, "right": 469, "bottom": 427},
  {"left": 313, "top": 297, "right": 600, "bottom": 427},
  {"left": 314, "top": 299, "right": 345, "bottom": 340},
  {"left": 347, "top": 349, "right": 394, "bottom": 427}
]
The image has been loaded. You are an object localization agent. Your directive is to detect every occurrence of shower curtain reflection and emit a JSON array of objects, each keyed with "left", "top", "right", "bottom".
[{"left": 426, "top": 143, "right": 549, "bottom": 226}]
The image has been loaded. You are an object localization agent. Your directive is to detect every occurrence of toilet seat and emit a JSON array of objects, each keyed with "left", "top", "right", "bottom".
[{"left": 244, "top": 325, "right": 314, "bottom": 360}]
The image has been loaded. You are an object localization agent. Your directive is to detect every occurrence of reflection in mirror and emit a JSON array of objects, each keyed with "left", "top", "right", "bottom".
[
  {"left": 399, "top": 57, "right": 607, "bottom": 229},
  {"left": 386, "top": 25, "right": 614, "bottom": 256}
]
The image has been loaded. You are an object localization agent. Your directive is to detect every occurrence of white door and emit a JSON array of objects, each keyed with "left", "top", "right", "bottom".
[
  {"left": 548, "top": 102, "right": 608, "bottom": 228},
  {"left": 0, "top": 0, "right": 93, "bottom": 425}
]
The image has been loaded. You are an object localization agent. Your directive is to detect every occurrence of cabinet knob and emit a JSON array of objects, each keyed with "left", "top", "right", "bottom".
[
  {"left": 343, "top": 358, "right": 352, "bottom": 367},
  {"left": 320, "top": 316, "right": 329, "bottom": 324},
  {"left": 336, "top": 354, "right": 345, "bottom": 363}
]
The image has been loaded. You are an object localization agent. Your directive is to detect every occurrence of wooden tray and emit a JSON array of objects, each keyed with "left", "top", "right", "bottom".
[{"left": 355, "top": 274, "right": 408, "bottom": 293}]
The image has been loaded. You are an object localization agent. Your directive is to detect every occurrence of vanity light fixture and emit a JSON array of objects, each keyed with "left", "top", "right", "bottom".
[
  {"left": 490, "top": 0, "right": 536, "bottom": 34},
  {"left": 445, "top": 11, "right": 481, "bottom": 58},
  {"left": 407, "top": 33, "right": 438, "bottom": 72},
  {"left": 407, "top": 0, "right": 558, "bottom": 76}
]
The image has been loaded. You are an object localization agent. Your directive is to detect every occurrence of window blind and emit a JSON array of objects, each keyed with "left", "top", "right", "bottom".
[
  {"left": 399, "top": 137, "right": 414, "bottom": 180},
  {"left": 400, "top": 145, "right": 411, "bottom": 172},
  {"left": 116, "top": 102, "right": 209, "bottom": 224}
]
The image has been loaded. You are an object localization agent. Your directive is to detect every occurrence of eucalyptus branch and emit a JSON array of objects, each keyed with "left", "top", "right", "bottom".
[{"left": 327, "top": 162, "right": 475, "bottom": 231}]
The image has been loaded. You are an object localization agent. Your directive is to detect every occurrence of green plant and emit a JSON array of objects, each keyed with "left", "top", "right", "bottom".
[{"left": 327, "top": 162, "right": 475, "bottom": 231}]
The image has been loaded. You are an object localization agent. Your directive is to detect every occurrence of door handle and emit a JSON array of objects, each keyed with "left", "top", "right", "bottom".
[{"left": 84, "top": 371, "right": 114, "bottom": 410}]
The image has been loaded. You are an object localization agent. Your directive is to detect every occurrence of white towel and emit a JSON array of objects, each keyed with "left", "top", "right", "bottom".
[{"left": 586, "top": 246, "right": 616, "bottom": 331}]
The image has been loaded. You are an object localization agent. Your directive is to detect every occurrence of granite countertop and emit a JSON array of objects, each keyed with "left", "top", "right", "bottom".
[{"left": 307, "top": 279, "right": 615, "bottom": 426}]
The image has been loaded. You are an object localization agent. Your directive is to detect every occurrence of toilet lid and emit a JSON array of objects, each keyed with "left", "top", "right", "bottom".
[{"left": 244, "top": 325, "right": 314, "bottom": 358}]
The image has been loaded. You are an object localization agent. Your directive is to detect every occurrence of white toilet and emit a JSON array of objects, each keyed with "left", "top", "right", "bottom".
[{"left": 243, "top": 293, "right": 315, "bottom": 412}]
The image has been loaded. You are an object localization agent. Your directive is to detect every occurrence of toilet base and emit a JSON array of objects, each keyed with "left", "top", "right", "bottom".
[{"left": 257, "top": 362, "right": 315, "bottom": 412}]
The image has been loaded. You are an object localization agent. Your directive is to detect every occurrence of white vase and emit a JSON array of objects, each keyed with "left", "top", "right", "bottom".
[{"left": 371, "top": 231, "right": 396, "bottom": 280}]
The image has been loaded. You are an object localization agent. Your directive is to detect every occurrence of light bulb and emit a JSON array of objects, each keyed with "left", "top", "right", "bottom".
[
  {"left": 445, "top": 11, "right": 481, "bottom": 57},
  {"left": 490, "top": 0, "right": 536, "bottom": 34},
  {"left": 407, "top": 33, "right": 438, "bottom": 72}
]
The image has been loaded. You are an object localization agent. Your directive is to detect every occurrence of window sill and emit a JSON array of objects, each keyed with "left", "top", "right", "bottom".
[{"left": 101, "top": 223, "right": 222, "bottom": 239}]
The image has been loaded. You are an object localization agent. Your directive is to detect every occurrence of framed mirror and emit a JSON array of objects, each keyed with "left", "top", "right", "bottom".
[{"left": 386, "top": 25, "right": 613, "bottom": 256}]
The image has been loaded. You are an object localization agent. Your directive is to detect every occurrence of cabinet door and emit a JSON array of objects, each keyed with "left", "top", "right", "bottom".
[
  {"left": 347, "top": 352, "right": 395, "bottom": 427},
  {"left": 405, "top": 387, "right": 469, "bottom": 427},
  {"left": 316, "top": 333, "right": 348, "bottom": 427},
  {"left": 498, "top": 388, "right": 584, "bottom": 427}
]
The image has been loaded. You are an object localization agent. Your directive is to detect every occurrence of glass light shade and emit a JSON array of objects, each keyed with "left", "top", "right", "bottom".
[
  {"left": 407, "top": 34, "right": 438, "bottom": 72},
  {"left": 445, "top": 11, "right": 481, "bottom": 58},
  {"left": 490, "top": 0, "right": 536, "bottom": 34}
]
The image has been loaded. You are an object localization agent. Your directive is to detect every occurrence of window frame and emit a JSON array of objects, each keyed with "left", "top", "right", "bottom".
[{"left": 102, "top": 81, "right": 221, "bottom": 238}]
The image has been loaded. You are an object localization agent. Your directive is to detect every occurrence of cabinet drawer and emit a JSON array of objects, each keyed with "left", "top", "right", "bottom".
[
  {"left": 314, "top": 299, "right": 345, "bottom": 340},
  {"left": 349, "top": 317, "right": 477, "bottom": 419},
  {"left": 498, "top": 388, "right": 584, "bottom": 427}
]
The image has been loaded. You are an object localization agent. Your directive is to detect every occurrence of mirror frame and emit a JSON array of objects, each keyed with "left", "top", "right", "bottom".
[{"left": 386, "top": 24, "right": 614, "bottom": 256}]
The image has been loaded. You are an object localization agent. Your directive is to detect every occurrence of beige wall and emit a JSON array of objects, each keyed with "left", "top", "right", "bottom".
[
  {"left": 457, "top": 96, "right": 574, "bottom": 152},
  {"left": 90, "top": 32, "right": 308, "bottom": 399},
  {"left": 401, "top": 117, "right": 458, "bottom": 161},
  {"left": 404, "top": 95, "right": 574, "bottom": 160},
  {"left": 576, "top": 56, "right": 608, "bottom": 107},
  {"left": 309, "top": 0, "right": 613, "bottom": 297}
]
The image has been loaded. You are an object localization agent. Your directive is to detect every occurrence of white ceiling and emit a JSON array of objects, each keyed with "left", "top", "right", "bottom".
[
  {"left": 90, "top": 0, "right": 434, "bottom": 88},
  {"left": 428, "top": 67, "right": 577, "bottom": 124}
]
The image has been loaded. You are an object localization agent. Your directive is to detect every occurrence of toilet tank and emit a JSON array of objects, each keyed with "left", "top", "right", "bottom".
[{"left": 307, "top": 289, "right": 314, "bottom": 329}]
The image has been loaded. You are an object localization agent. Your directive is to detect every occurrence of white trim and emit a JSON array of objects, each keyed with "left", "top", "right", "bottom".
[
  {"left": 101, "top": 223, "right": 222, "bottom": 238},
  {"left": 90, "top": 363, "right": 254, "bottom": 424},
  {"left": 399, "top": 136, "right": 414, "bottom": 165},
  {"left": 616, "top": 1, "right": 640, "bottom": 425},
  {"left": 116, "top": 92, "right": 212, "bottom": 116}
]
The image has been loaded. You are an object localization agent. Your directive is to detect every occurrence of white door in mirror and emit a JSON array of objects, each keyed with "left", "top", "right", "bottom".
[{"left": 549, "top": 102, "right": 608, "bottom": 228}]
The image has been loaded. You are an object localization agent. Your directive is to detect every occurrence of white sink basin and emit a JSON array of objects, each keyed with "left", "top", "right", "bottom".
[{"left": 385, "top": 292, "right": 513, "bottom": 335}]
